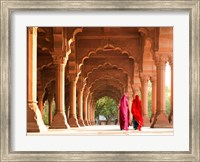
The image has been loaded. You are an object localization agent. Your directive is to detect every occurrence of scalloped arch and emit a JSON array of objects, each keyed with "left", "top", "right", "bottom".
[
  {"left": 79, "top": 44, "right": 134, "bottom": 69},
  {"left": 91, "top": 83, "right": 122, "bottom": 94},
  {"left": 143, "top": 37, "right": 155, "bottom": 60},
  {"left": 86, "top": 74, "right": 126, "bottom": 92},
  {"left": 89, "top": 77, "right": 124, "bottom": 94},
  {"left": 86, "top": 62, "right": 128, "bottom": 80},
  {"left": 67, "top": 27, "right": 83, "bottom": 56},
  {"left": 94, "top": 91, "right": 120, "bottom": 103}
]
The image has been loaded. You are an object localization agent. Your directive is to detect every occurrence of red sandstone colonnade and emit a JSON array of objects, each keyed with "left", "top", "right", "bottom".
[{"left": 27, "top": 27, "right": 173, "bottom": 132}]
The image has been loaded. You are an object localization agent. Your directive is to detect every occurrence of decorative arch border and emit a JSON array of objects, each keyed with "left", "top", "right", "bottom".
[
  {"left": 88, "top": 76, "right": 125, "bottom": 92},
  {"left": 78, "top": 43, "right": 134, "bottom": 69},
  {"left": 67, "top": 27, "right": 83, "bottom": 56},
  {"left": 86, "top": 62, "right": 128, "bottom": 80}
]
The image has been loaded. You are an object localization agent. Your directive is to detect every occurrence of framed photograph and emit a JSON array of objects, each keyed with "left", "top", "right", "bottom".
[{"left": 1, "top": 0, "right": 199, "bottom": 161}]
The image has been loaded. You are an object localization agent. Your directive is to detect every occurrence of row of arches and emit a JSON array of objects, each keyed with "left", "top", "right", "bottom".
[{"left": 27, "top": 27, "right": 173, "bottom": 132}]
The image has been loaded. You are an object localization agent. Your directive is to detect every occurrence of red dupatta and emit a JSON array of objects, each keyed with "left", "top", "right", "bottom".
[{"left": 131, "top": 95, "right": 143, "bottom": 127}]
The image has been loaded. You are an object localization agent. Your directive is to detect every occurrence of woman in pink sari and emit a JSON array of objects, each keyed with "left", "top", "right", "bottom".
[{"left": 118, "top": 92, "right": 130, "bottom": 130}]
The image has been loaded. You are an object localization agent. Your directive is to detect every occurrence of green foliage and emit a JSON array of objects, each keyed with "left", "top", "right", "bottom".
[
  {"left": 95, "top": 96, "right": 118, "bottom": 123},
  {"left": 148, "top": 81, "right": 152, "bottom": 118},
  {"left": 43, "top": 99, "right": 56, "bottom": 125},
  {"left": 165, "top": 86, "right": 171, "bottom": 115}
]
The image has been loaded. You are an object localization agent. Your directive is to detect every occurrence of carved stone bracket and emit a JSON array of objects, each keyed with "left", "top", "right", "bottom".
[
  {"left": 68, "top": 74, "right": 78, "bottom": 83},
  {"left": 138, "top": 27, "right": 148, "bottom": 37},
  {"left": 150, "top": 75, "right": 157, "bottom": 83},
  {"left": 168, "top": 55, "right": 173, "bottom": 67},
  {"left": 52, "top": 55, "right": 67, "bottom": 65},
  {"left": 140, "top": 74, "right": 150, "bottom": 84},
  {"left": 28, "top": 27, "right": 38, "bottom": 35},
  {"left": 154, "top": 52, "right": 168, "bottom": 70}
]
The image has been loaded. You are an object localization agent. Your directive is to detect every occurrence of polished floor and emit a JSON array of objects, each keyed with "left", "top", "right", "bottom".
[{"left": 27, "top": 125, "right": 173, "bottom": 136}]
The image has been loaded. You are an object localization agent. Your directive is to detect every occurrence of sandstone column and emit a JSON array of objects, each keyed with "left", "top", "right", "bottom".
[
  {"left": 77, "top": 90, "right": 85, "bottom": 126},
  {"left": 133, "top": 86, "right": 139, "bottom": 98},
  {"left": 168, "top": 57, "right": 173, "bottom": 123},
  {"left": 68, "top": 76, "right": 80, "bottom": 127},
  {"left": 151, "top": 54, "right": 170, "bottom": 128},
  {"left": 140, "top": 75, "right": 150, "bottom": 126},
  {"left": 92, "top": 101, "right": 95, "bottom": 125},
  {"left": 49, "top": 58, "right": 70, "bottom": 129},
  {"left": 47, "top": 83, "right": 54, "bottom": 126},
  {"left": 83, "top": 94, "right": 89, "bottom": 126},
  {"left": 48, "top": 98, "right": 53, "bottom": 126},
  {"left": 128, "top": 90, "right": 133, "bottom": 126},
  {"left": 87, "top": 96, "right": 91, "bottom": 125},
  {"left": 150, "top": 76, "right": 156, "bottom": 123},
  {"left": 37, "top": 91, "right": 45, "bottom": 119},
  {"left": 27, "top": 27, "right": 46, "bottom": 132}
]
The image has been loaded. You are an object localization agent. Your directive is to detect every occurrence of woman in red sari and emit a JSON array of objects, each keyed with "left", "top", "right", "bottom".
[
  {"left": 118, "top": 92, "right": 130, "bottom": 130},
  {"left": 131, "top": 95, "right": 143, "bottom": 131}
]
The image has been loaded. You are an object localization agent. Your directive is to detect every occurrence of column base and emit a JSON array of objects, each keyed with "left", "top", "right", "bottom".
[
  {"left": 27, "top": 102, "right": 47, "bottom": 132},
  {"left": 84, "top": 120, "right": 89, "bottom": 126},
  {"left": 168, "top": 113, "right": 173, "bottom": 123},
  {"left": 49, "top": 112, "right": 70, "bottom": 129},
  {"left": 150, "top": 114, "right": 155, "bottom": 123},
  {"left": 27, "top": 122, "right": 40, "bottom": 132},
  {"left": 143, "top": 115, "right": 150, "bottom": 127},
  {"left": 150, "top": 112, "right": 172, "bottom": 128},
  {"left": 68, "top": 116, "right": 80, "bottom": 127},
  {"left": 87, "top": 120, "right": 91, "bottom": 125},
  {"left": 78, "top": 118, "right": 85, "bottom": 126}
]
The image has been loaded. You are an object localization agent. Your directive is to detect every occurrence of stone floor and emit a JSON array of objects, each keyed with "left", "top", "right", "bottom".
[{"left": 27, "top": 125, "right": 173, "bottom": 136}]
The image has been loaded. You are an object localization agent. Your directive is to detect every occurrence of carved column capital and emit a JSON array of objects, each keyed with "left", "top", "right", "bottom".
[
  {"left": 150, "top": 75, "right": 157, "bottom": 83},
  {"left": 138, "top": 27, "right": 148, "bottom": 37},
  {"left": 168, "top": 56, "right": 173, "bottom": 67},
  {"left": 155, "top": 52, "right": 168, "bottom": 67},
  {"left": 155, "top": 55, "right": 167, "bottom": 66},
  {"left": 28, "top": 27, "right": 38, "bottom": 35},
  {"left": 140, "top": 75, "right": 149, "bottom": 84},
  {"left": 68, "top": 74, "right": 77, "bottom": 83}
]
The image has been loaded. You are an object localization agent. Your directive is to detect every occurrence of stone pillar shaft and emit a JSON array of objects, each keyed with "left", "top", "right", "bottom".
[
  {"left": 28, "top": 27, "right": 37, "bottom": 102},
  {"left": 151, "top": 54, "right": 171, "bottom": 128},
  {"left": 156, "top": 60, "right": 166, "bottom": 113},
  {"left": 56, "top": 64, "right": 65, "bottom": 112},
  {"left": 133, "top": 87, "right": 139, "bottom": 98},
  {"left": 87, "top": 97, "right": 92, "bottom": 125},
  {"left": 69, "top": 80, "right": 76, "bottom": 117},
  {"left": 150, "top": 77, "right": 156, "bottom": 123},
  {"left": 169, "top": 58, "right": 173, "bottom": 123},
  {"left": 78, "top": 91, "right": 83, "bottom": 119},
  {"left": 38, "top": 97, "right": 44, "bottom": 118},
  {"left": 151, "top": 78, "right": 156, "bottom": 115},
  {"left": 68, "top": 77, "right": 79, "bottom": 127},
  {"left": 83, "top": 95, "right": 89, "bottom": 125},
  {"left": 27, "top": 27, "right": 46, "bottom": 132},
  {"left": 50, "top": 59, "right": 69, "bottom": 129},
  {"left": 140, "top": 76, "right": 150, "bottom": 126},
  {"left": 77, "top": 90, "right": 85, "bottom": 126},
  {"left": 141, "top": 77, "right": 149, "bottom": 115}
]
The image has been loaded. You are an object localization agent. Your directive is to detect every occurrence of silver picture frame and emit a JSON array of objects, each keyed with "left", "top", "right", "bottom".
[{"left": 1, "top": 0, "right": 199, "bottom": 161}]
